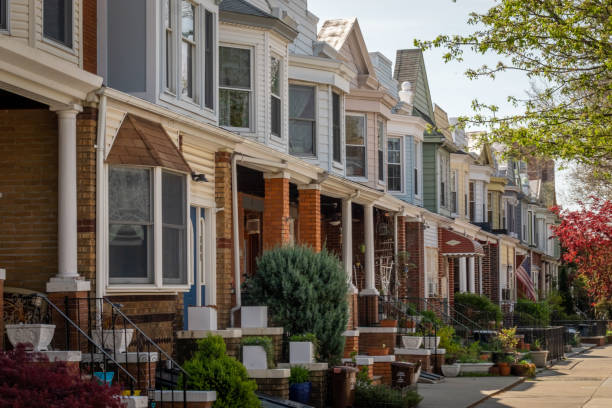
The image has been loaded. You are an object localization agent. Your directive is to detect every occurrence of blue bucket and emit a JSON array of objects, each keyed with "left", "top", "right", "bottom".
[
  {"left": 289, "top": 382, "right": 312, "bottom": 404},
  {"left": 93, "top": 371, "right": 114, "bottom": 386}
]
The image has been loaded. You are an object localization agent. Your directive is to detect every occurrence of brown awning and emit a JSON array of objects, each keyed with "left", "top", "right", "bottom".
[
  {"left": 106, "top": 114, "right": 192, "bottom": 174},
  {"left": 440, "top": 229, "right": 485, "bottom": 257}
]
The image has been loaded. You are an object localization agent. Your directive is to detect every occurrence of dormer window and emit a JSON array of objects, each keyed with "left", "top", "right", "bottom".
[
  {"left": 219, "top": 46, "right": 252, "bottom": 129},
  {"left": 43, "top": 0, "right": 73, "bottom": 48}
]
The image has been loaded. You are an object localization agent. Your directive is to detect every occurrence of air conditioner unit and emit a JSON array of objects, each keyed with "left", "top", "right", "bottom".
[
  {"left": 427, "top": 281, "right": 438, "bottom": 297},
  {"left": 246, "top": 219, "right": 260, "bottom": 235}
]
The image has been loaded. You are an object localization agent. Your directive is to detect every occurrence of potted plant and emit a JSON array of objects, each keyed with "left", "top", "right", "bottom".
[
  {"left": 530, "top": 339, "right": 549, "bottom": 368},
  {"left": 241, "top": 336, "right": 274, "bottom": 370},
  {"left": 379, "top": 318, "right": 398, "bottom": 328},
  {"left": 289, "top": 333, "right": 317, "bottom": 364},
  {"left": 289, "top": 365, "right": 311, "bottom": 404},
  {"left": 498, "top": 327, "right": 519, "bottom": 353},
  {"left": 241, "top": 306, "right": 268, "bottom": 328},
  {"left": 441, "top": 354, "right": 461, "bottom": 377},
  {"left": 401, "top": 331, "right": 423, "bottom": 349},
  {"left": 91, "top": 314, "right": 134, "bottom": 353},
  {"left": 497, "top": 353, "right": 514, "bottom": 376},
  {"left": 423, "top": 335, "right": 440, "bottom": 349},
  {"left": 511, "top": 359, "right": 535, "bottom": 377},
  {"left": 5, "top": 301, "right": 56, "bottom": 352}
]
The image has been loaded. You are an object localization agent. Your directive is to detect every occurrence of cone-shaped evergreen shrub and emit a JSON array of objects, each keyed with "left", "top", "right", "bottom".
[{"left": 242, "top": 246, "right": 349, "bottom": 361}]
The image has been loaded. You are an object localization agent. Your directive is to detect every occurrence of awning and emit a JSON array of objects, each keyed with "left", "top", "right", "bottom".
[{"left": 440, "top": 229, "right": 485, "bottom": 257}]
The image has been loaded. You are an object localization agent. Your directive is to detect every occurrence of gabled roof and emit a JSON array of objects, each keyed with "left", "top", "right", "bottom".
[
  {"left": 106, "top": 114, "right": 192, "bottom": 174},
  {"left": 394, "top": 49, "right": 435, "bottom": 123},
  {"left": 219, "top": 0, "right": 298, "bottom": 41}
]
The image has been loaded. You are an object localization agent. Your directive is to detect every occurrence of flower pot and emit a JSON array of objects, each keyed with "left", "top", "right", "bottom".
[
  {"left": 479, "top": 352, "right": 491, "bottom": 361},
  {"left": 289, "top": 382, "right": 312, "bottom": 404},
  {"left": 187, "top": 306, "right": 217, "bottom": 331},
  {"left": 499, "top": 365, "right": 511, "bottom": 376},
  {"left": 423, "top": 336, "right": 440, "bottom": 349},
  {"left": 290, "top": 342, "right": 314, "bottom": 364},
  {"left": 380, "top": 319, "right": 397, "bottom": 328},
  {"left": 6, "top": 324, "right": 56, "bottom": 351},
  {"left": 511, "top": 363, "right": 531, "bottom": 377},
  {"left": 459, "top": 363, "right": 494, "bottom": 374},
  {"left": 92, "top": 329, "right": 134, "bottom": 353},
  {"left": 441, "top": 364, "right": 461, "bottom": 377},
  {"left": 366, "top": 347, "right": 389, "bottom": 356},
  {"left": 530, "top": 350, "right": 549, "bottom": 368},
  {"left": 401, "top": 336, "right": 423, "bottom": 349},
  {"left": 242, "top": 345, "right": 268, "bottom": 369},
  {"left": 241, "top": 306, "right": 268, "bottom": 328}
]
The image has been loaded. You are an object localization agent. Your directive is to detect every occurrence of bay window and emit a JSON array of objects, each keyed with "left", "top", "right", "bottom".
[
  {"left": 377, "top": 120, "right": 385, "bottom": 182},
  {"left": 270, "top": 56, "right": 281, "bottom": 138},
  {"left": 332, "top": 92, "right": 341, "bottom": 163},
  {"left": 346, "top": 114, "right": 366, "bottom": 177},
  {"left": 109, "top": 166, "right": 188, "bottom": 286},
  {"left": 387, "top": 137, "right": 401, "bottom": 192},
  {"left": 220, "top": 46, "right": 252, "bottom": 129},
  {"left": 289, "top": 85, "right": 316, "bottom": 155},
  {"left": 43, "top": 0, "right": 73, "bottom": 48}
]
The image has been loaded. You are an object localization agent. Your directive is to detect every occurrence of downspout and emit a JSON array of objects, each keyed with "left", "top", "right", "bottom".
[
  {"left": 230, "top": 153, "right": 241, "bottom": 327},
  {"left": 95, "top": 91, "right": 107, "bottom": 316}
]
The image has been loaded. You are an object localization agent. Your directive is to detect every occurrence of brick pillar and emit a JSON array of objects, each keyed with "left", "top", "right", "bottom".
[
  {"left": 396, "top": 216, "right": 407, "bottom": 297},
  {"left": 405, "top": 222, "right": 424, "bottom": 299},
  {"left": 263, "top": 174, "right": 290, "bottom": 249},
  {"left": 0, "top": 268, "right": 4, "bottom": 350},
  {"left": 47, "top": 291, "right": 90, "bottom": 352},
  {"left": 215, "top": 151, "right": 233, "bottom": 329},
  {"left": 298, "top": 185, "right": 321, "bottom": 252}
]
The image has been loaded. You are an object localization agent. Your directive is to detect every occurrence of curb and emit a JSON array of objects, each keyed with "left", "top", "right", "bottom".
[{"left": 466, "top": 377, "right": 526, "bottom": 408}]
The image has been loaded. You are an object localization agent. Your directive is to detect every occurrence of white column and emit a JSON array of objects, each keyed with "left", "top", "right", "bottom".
[
  {"left": 47, "top": 107, "right": 90, "bottom": 293},
  {"left": 360, "top": 203, "right": 378, "bottom": 295},
  {"left": 342, "top": 198, "right": 357, "bottom": 294},
  {"left": 479, "top": 257, "right": 483, "bottom": 295},
  {"left": 459, "top": 257, "right": 467, "bottom": 293},
  {"left": 468, "top": 257, "right": 476, "bottom": 293}
]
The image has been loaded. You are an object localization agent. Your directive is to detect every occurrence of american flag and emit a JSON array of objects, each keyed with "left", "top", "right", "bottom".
[{"left": 516, "top": 256, "right": 536, "bottom": 300}]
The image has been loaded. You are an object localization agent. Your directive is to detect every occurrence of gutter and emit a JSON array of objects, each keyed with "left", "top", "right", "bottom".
[{"left": 95, "top": 92, "right": 107, "bottom": 311}]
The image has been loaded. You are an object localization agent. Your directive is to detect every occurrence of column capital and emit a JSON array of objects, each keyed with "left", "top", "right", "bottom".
[
  {"left": 263, "top": 171, "right": 290, "bottom": 180},
  {"left": 297, "top": 183, "right": 320, "bottom": 191},
  {"left": 50, "top": 104, "right": 83, "bottom": 116}
]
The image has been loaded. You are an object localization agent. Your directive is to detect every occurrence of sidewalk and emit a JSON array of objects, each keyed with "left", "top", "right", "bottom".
[{"left": 417, "top": 376, "right": 524, "bottom": 408}]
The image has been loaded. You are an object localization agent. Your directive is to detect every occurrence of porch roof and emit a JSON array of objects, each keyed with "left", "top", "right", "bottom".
[{"left": 440, "top": 228, "right": 485, "bottom": 257}]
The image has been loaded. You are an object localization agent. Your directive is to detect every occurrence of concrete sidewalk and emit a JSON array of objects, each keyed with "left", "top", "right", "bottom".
[{"left": 417, "top": 376, "right": 524, "bottom": 408}]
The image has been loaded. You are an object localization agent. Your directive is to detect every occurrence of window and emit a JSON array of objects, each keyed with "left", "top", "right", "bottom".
[
  {"left": 378, "top": 120, "right": 385, "bottom": 182},
  {"left": 332, "top": 92, "right": 341, "bottom": 163},
  {"left": 289, "top": 85, "right": 316, "bottom": 155},
  {"left": 204, "top": 10, "right": 214, "bottom": 109},
  {"left": 439, "top": 155, "right": 448, "bottom": 207},
  {"left": 220, "top": 46, "right": 251, "bottom": 129},
  {"left": 163, "top": 0, "right": 173, "bottom": 91},
  {"left": 387, "top": 137, "right": 401, "bottom": 192},
  {"left": 109, "top": 167, "right": 188, "bottom": 286},
  {"left": 414, "top": 141, "right": 421, "bottom": 196},
  {"left": 346, "top": 114, "right": 366, "bottom": 177},
  {"left": 450, "top": 170, "right": 458, "bottom": 214},
  {"left": 270, "top": 56, "right": 281, "bottom": 138},
  {"left": 43, "top": 0, "right": 73, "bottom": 48},
  {"left": 469, "top": 182, "right": 475, "bottom": 222},
  {"left": 181, "top": 1, "right": 196, "bottom": 99},
  {"left": 487, "top": 192, "right": 493, "bottom": 224},
  {"left": 0, "top": 0, "right": 8, "bottom": 31}
]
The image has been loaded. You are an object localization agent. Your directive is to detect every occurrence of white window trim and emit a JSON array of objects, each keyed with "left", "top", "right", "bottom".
[
  {"left": 270, "top": 53, "right": 282, "bottom": 139},
  {"left": 219, "top": 43, "right": 254, "bottom": 133},
  {"left": 331, "top": 90, "right": 343, "bottom": 167},
  {"left": 106, "top": 164, "right": 191, "bottom": 291},
  {"left": 377, "top": 119, "right": 385, "bottom": 185},
  {"left": 346, "top": 112, "right": 367, "bottom": 180},
  {"left": 0, "top": 0, "right": 10, "bottom": 33},
  {"left": 41, "top": 0, "right": 76, "bottom": 54},
  {"left": 450, "top": 169, "right": 458, "bottom": 216},
  {"left": 414, "top": 140, "right": 422, "bottom": 199},
  {"left": 288, "top": 83, "right": 318, "bottom": 157},
  {"left": 387, "top": 136, "right": 402, "bottom": 193}
]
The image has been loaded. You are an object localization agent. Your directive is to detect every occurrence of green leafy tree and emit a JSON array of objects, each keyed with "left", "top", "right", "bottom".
[
  {"left": 242, "top": 246, "right": 349, "bottom": 361},
  {"left": 417, "top": 0, "right": 612, "bottom": 170}
]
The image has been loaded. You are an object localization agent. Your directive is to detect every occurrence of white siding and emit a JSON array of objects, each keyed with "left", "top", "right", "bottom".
[
  {"left": 34, "top": 0, "right": 81, "bottom": 65},
  {"left": 271, "top": 0, "right": 317, "bottom": 56},
  {"left": 182, "top": 134, "right": 216, "bottom": 203},
  {"left": 424, "top": 222, "right": 438, "bottom": 248},
  {"left": 8, "top": 0, "right": 30, "bottom": 41}
]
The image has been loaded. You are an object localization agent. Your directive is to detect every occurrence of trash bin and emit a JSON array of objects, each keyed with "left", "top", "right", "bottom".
[
  {"left": 391, "top": 361, "right": 420, "bottom": 389},
  {"left": 331, "top": 366, "right": 358, "bottom": 408}
]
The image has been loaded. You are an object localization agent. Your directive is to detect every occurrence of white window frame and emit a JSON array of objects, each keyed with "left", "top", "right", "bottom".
[
  {"left": 439, "top": 153, "right": 448, "bottom": 209},
  {"left": 270, "top": 54, "right": 282, "bottom": 139},
  {"left": 331, "top": 91, "right": 342, "bottom": 165},
  {"left": 377, "top": 119, "right": 385, "bottom": 184},
  {"left": 219, "top": 44, "right": 254, "bottom": 132},
  {"left": 0, "top": 0, "right": 9, "bottom": 33},
  {"left": 414, "top": 140, "right": 422, "bottom": 198},
  {"left": 387, "top": 136, "right": 402, "bottom": 193},
  {"left": 345, "top": 113, "right": 367, "bottom": 180},
  {"left": 450, "top": 170, "right": 458, "bottom": 215},
  {"left": 42, "top": 0, "right": 75, "bottom": 52},
  {"left": 289, "top": 83, "right": 317, "bottom": 157},
  {"left": 107, "top": 165, "right": 191, "bottom": 291}
]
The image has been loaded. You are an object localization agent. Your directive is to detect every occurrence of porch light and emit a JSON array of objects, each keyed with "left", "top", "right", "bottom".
[{"left": 191, "top": 173, "right": 209, "bottom": 183}]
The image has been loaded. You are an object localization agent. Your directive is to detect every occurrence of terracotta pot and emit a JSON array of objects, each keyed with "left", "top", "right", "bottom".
[
  {"left": 367, "top": 347, "right": 389, "bottom": 356},
  {"left": 497, "top": 362, "right": 509, "bottom": 368},
  {"left": 522, "top": 344, "right": 531, "bottom": 351},
  {"left": 380, "top": 319, "right": 397, "bottom": 328},
  {"left": 499, "top": 365, "right": 511, "bottom": 376},
  {"left": 480, "top": 353, "right": 490, "bottom": 361}
]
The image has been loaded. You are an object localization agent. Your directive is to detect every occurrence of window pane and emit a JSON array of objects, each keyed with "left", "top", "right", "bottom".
[
  {"left": 219, "top": 47, "right": 251, "bottom": 88},
  {"left": 219, "top": 89, "right": 250, "bottom": 127},
  {"left": 109, "top": 224, "right": 151, "bottom": 281},
  {"left": 289, "top": 119, "right": 315, "bottom": 155},
  {"left": 43, "top": 0, "right": 73, "bottom": 47},
  {"left": 388, "top": 164, "right": 401, "bottom": 191},
  {"left": 271, "top": 96, "right": 281, "bottom": 137},
  {"left": 289, "top": 85, "right": 315, "bottom": 120},
  {"left": 346, "top": 116, "right": 365, "bottom": 145},
  {"left": 204, "top": 10, "right": 214, "bottom": 109},
  {"left": 163, "top": 226, "right": 186, "bottom": 283},
  {"left": 332, "top": 93, "right": 341, "bottom": 163},
  {"left": 346, "top": 146, "right": 365, "bottom": 177},
  {"left": 109, "top": 167, "right": 151, "bottom": 222},
  {"left": 163, "top": 0, "right": 170, "bottom": 28},
  {"left": 162, "top": 171, "right": 185, "bottom": 226},
  {"left": 181, "top": 41, "right": 194, "bottom": 98},
  {"left": 181, "top": 1, "right": 194, "bottom": 41},
  {"left": 1, "top": 0, "right": 7, "bottom": 29},
  {"left": 270, "top": 57, "right": 281, "bottom": 96},
  {"left": 378, "top": 150, "right": 384, "bottom": 181}
]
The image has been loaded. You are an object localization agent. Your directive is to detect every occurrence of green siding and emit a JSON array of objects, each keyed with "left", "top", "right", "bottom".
[
  {"left": 438, "top": 148, "right": 451, "bottom": 218},
  {"left": 413, "top": 56, "right": 434, "bottom": 121},
  {"left": 423, "top": 142, "right": 438, "bottom": 213}
]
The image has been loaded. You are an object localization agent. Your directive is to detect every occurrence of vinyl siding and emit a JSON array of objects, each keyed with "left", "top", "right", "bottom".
[{"left": 422, "top": 142, "right": 437, "bottom": 213}]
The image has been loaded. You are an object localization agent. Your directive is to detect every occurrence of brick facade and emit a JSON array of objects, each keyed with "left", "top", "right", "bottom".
[
  {"left": 343, "top": 335, "right": 359, "bottom": 358},
  {"left": 359, "top": 331, "right": 396, "bottom": 355},
  {"left": 482, "top": 243, "right": 499, "bottom": 304},
  {"left": 252, "top": 376, "right": 289, "bottom": 399},
  {"left": 215, "top": 151, "right": 234, "bottom": 329},
  {"left": 405, "top": 222, "right": 424, "bottom": 299},
  {"left": 263, "top": 176, "right": 290, "bottom": 249},
  {"left": 298, "top": 187, "right": 321, "bottom": 251},
  {"left": 0, "top": 276, "right": 4, "bottom": 350},
  {"left": 83, "top": 0, "right": 97, "bottom": 74}
]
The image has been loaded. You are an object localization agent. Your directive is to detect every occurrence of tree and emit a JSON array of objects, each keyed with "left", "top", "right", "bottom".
[
  {"left": 567, "top": 161, "right": 612, "bottom": 203},
  {"left": 551, "top": 198, "right": 612, "bottom": 301},
  {"left": 417, "top": 0, "right": 612, "bottom": 171},
  {"left": 242, "top": 246, "right": 349, "bottom": 362}
]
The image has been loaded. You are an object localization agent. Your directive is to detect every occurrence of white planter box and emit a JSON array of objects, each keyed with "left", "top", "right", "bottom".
[
  {"left": 407, "top": 316, "right": 422, "bottom": 324},
  {"left": 401, "top": 336, "right": 423, "bottom": 349},
  {"left": 530, "top": 350, "right": 549, "bottom": 368},
  {"left": 92, "top": 329, "right": 134, "bottom": 353},
  {"left": 290, "top": 342, "right": 314, "bottom": 364},
  {"left": 459, "top": 362, "right": 494, "bottom": 374},
  {"left": 423, "top": 336, "right": 440, "bottom": 349},
  {"left": 441, "top": 364, "right": 461, "bottom": 377},
  {"left": 241, "top": 306, "right": 268, "bottom": 328},
  {"left": 188, "top": 307, "right": 217, "bottom": 331},
  {"left": 243, "top": 345, "right": 267, "bottom": 369},
  {"left": 6, "top": 324, "right": 55, "bottom": 351}
]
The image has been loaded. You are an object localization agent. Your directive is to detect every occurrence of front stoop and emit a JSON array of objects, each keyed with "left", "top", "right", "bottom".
[
  {"left": 176, "top": 329, "right": 242, "bottom": 361},
  {"left": 247, "top": 369, "right": 290, "bottom": 400},
  {"left": 278, "top": 363, "right": 329, "bottom": 408}
]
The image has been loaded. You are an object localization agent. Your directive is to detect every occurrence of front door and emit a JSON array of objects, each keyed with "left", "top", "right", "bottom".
[{"left": 183, "top": 206, "right": 206, "bottom": 330}]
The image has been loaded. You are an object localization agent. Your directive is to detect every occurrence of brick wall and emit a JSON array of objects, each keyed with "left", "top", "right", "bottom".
[
  {"left": 343, "top": 335, "right": 359, "bottom": 358},
  {"left": 252, "top": 377, "right": 289, "bottom": 400},
  {"left": 215, "top": 151, "right": 233, "bottom": 329},
  {"left": 0, "top": 276, "right": 4, "bottom": 350},
  {"left": 359, "top": 331, "right": 396, "bottom": 355},
  {"left": 83, "top": 0, "right": 97, "bottom": 74},
  {"left": 405, "top": 222, "right": 424, "bottom": 299},
  {"left": 263, "top": 176, "right": 290, "bottom": 249},
  {"left": 298, "top": 187, "right": 321, "bottom": 251},
  {"left": 0, "top": 110, "right": 58, "bottom": 292},
  {"left": 482, "top": 243, "right": 499, "bottom": 304}
]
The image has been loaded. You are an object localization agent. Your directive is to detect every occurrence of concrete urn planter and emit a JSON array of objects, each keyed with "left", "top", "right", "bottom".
[
  {"left": 187, "top": 306, "right": 217, "bottom": 331},
  {"left": 289, "top": 342, "right": 314, "bottom": 364},
  {"left": 242, "top": 345, "right": 267, "bottom": 369},
  {"left": 422, "top": 336, "right": 440, "bottom": 349},
  {"left": 530, "top": 350, "right": 549, "bottom": 368},
  {"left": 6, "top": 324, "right": 56, "bottom": 351},
  {"left": 92, "top": 329, "right": 134, "bottom": 353},
  {"left": 441, "top": 363, "right": 461, "bottom": 377},
  {"left": 401, "top": 336, "right": 423, "bottom": 349},
  {"left": 458, "top": 362, "right": 494, "bottom": 374},
  {"left": 241, "top": 306, "right": 268, "bottom": 328}
]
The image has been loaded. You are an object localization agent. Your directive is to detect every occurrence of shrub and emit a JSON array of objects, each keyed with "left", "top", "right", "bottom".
[
  {"left": 241, "top": 336, "right": 274, "bottom": 368},
  {"left": 454, "top": 292, "right": 502, "bottom": 326},
  {"left": 498, "top": 327, "right": 518, "bottom": 351},
  {"left": 515, "top": 299, "right": 550, "bottom": 326},
  {"left": 242, "top": 246, "right": 349, "bottom": 361},
  {"left": 289, "top": 366, "right": 310, "bottom": 385},
  {"left": 182, "top": 335, "right": 260, "bottom": 408},
  {"left": 0, "top": 345, "right": 122, "bottom": 408},
  {"left": 354, "top": 383, "right": 422, "bottom": 408},
  {"left": 356, "top": 366, "right": 372, "bottom": 385}
]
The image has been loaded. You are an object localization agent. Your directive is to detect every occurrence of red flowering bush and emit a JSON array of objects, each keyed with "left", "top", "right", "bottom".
[{"left": 0, "top": 345, "right": 122, "bottom": 408}]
